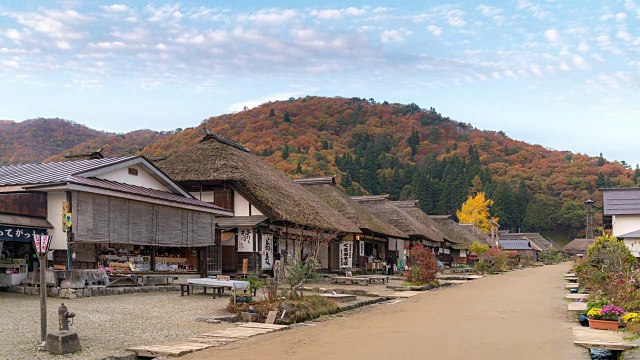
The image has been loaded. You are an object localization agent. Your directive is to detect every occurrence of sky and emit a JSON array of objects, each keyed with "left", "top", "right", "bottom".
[{"left": 0, "top": 1, "right": 639, "bottom": 165}]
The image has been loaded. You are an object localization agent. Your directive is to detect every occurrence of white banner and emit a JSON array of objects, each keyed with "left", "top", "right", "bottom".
[
  {"left": 261, "top": 233, "right": 273, "bottom": 269},
  {"left": 339, "top": 242, "right": 353, "bottom": 269},
  {"left": 359, "top": 241, "right": 365, "bottom": 256},
  {"left": 237, "top": 228, "right": 253, "bottom": 253},
  {"left": 388, "top": 238, "right": 397, "bottom": 251}
]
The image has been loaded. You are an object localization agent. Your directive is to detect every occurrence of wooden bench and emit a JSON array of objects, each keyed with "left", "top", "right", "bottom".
[
  {"left": 362, "top": 275, "right": 390, "bottom": 284},
  {"left": 331, "top": 277, "right": 370, "bottom": 286},
  {"left": 180, "top": 284, "right": 227, "bottom": 298}
]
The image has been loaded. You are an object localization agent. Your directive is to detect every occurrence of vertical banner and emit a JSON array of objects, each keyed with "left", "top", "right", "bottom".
[
  {"left": 388, "top": 238, "right": 397, "bottom": 251},
  {"left": 261, "top": 233, "right": 273, "bottom": 270},
  {"left": 237, "top": 228, "right": 253, "bottom": 252},
  {"left": 359, "top": 241, "right": 365, "bottom": 256},
  {"left": 339, "top": 241, "right": 353, "bottom": 269}
]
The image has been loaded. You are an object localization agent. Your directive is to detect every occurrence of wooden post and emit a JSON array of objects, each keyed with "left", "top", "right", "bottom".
[
  {"left": 39, "top": 253, "right": 47, "bottom": 342},
  {"left": 150, "top": 247, "right": 156, "bottom": 272}
]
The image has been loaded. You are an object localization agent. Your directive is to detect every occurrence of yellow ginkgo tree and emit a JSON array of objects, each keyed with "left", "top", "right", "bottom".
[{"left": 456, "top": 192, "right": 498, "bottom": 234}]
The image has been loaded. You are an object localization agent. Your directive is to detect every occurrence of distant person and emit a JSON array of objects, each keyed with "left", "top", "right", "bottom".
[{"left": 274, "top": 252, "right": 283, "bottom": 282}]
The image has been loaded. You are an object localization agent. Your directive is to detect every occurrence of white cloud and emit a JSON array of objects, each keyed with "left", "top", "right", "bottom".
[
  {"left": 544, "top": 28, "right": 560, "bottom": 43},
  {"left": 530, "top": 64, "right": 542, "bottom": 77},
  {"left": 572, "top": 55, "right": 589, "bottom": 70},
  {"left": 310, "top": 7, "right": 368, "bottom": 19},
  {"left": 238, "top": 9, "right": 296, "bottom": 24},
  {"left": 577, "top": 41, "right": 589, "bottom": 52},
  {"left": 381, "top": 29, "right": 403, "bottom": 43},
  {"left": 426, "top": 25, "right": 442, "bottom": 36},
  {"left": 560, "top": 62, "right": 571, "bottom": 71},
  {"left": 101, "top": 4, "right": 129, "bottom": 13},
  {"left": 4, "top": 29, "right": 22, "bottom": 41}
]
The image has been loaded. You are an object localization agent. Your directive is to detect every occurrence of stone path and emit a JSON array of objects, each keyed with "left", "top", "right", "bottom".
[
  {"left": 127, "top": 323, "right": 288, "bottom": 357},
  {"left": 184, "top": 263, "right": 585, "bottom": 360}
]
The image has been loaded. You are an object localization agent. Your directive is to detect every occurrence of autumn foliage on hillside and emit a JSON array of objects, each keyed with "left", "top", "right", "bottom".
[
  {"left": 141, "top": 96, "right": 636, "bottom": 237},
  {"left": 2, "top": 97, "right": 637, "bottom": 239},
  {"left": 0, "top": 118, "right": 100, "bottom": 165}
]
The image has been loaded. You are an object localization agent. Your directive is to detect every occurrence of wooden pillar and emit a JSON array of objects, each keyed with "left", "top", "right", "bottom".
[
  {"left": 39, "top": 253, "right": 47, "bottom": 342},
  {"left": 150, "top": 247, "right": 156, "bottom": 272}
]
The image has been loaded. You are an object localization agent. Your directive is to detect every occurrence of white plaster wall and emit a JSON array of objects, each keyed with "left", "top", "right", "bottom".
[
  {"left": 250, "top": 204, "right": 263, "bottom": 216},
  {"left": 96, "top": 165, "right": 170, "bottom": 192},
  {"left": 612, "top": 215, "right": 640, "bottom": 237},
  {"left": 47, "top": 191, "right": 67, "bottom": 250},
  {"left": 234, "top": 191, "right": 251, "bottom": 216},
  {"left": 190, "top": 191, "right": 214, "bottom": 203},
  {"left": 624, "top": 239, "right": 640, "bottom": 257},
  {"left": 459, "top": 249, "right": 467, "bottom": 257}
]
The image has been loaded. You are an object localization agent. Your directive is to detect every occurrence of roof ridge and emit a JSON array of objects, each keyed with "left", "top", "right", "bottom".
[
  {"left": 202, "top": 129, "right": 250, "bottom": 152},
  {"left": 294, "top": 176, "right": 336, "bottom": 186}
]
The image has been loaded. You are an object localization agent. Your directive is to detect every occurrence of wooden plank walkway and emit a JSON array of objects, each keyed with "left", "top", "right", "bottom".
[
  {"left": 565, "top": 293, "right": 589, "bottom": 300},
  {"left": 572, "top": 326, "right": 638, "bottom": 351},
  {"left": 568, "top": 302, "right": 587, "bottom": 311},
  {"left": 127, "top": 323, "right": 289, "bottom": 357},
  {"left": 565, "top": 283, "right": 579, "bottom": 289},
  {"left": 389, "top": 291, "right": 423, "bottom": 298}
]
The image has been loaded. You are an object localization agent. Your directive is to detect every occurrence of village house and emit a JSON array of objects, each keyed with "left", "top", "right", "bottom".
[
  {"left": 295, "top": 176, "right": 408, "bottom": 271},
  {"left": 155, "top": 131, "right": 361, "bottom": 275},
  {"left": 351, "top": 195, "right": 444, "bottom": 266},
  {"left": 498, "top": 239, "right": 538, "bottom": 262},
  {"left": 563, "top": 238, "right": 595, "bottom": 258},
  {"left": 0, "top": 156, "right": 232, "bottom": 286},
  {"left": 390, "top": 201, "right": 459, "bottom": 265},
  {"left": 427, "top": 215, "right": 493, "bottom": 264},
  {"left": 498, "top": 232, "right": 562, "bottom": 254},
  {"left": 601, "top": 187, "right": 640, "bottom": 258}
]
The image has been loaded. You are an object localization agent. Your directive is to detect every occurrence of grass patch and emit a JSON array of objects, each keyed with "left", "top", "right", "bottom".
[{"left": 226, "top": 295, "right": 340, "bottom": 324}]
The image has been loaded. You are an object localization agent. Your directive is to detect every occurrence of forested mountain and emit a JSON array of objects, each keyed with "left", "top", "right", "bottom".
[
  {"left": 2, "top": 97, "right": 636, "bottom": 241},
  {"left": 0, "top": 119, "right": 101, "bottom": 165},
  {"left": 0, "top": 118, "right": 171, "bottom": 165},
  {"left": 44, "top": 129, "right": 171, "bottom": 162},
  {"left": 141, "top": 96, "right": 636, "bottom": 240}
]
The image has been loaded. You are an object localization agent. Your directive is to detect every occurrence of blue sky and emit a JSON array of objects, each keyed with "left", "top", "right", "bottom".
[{"left": 1, "top": 1, "right": 639, "bottom": 165}]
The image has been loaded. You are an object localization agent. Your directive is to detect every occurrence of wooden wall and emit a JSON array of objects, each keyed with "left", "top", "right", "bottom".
[{"left": 0, "top": 192, "right": 47, "bottom": 217}]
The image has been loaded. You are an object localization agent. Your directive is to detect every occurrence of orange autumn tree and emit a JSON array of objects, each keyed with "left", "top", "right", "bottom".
[{"left": 456, "top": 192, "right": 498, "bottom": 234}]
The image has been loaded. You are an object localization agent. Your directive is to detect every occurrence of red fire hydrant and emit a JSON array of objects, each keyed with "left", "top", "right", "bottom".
[{"left": 58, "top": 303, "right": 75, "bottom": 331}]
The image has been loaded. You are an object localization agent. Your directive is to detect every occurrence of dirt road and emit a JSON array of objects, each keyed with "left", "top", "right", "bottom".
[{"left": 185, "top": 263, "right": 585, "bottom": 360}]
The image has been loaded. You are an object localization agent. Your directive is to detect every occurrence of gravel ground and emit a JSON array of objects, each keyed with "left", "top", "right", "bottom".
[{"left": 0, "top": 290, "right": 235, "bottom": 360}]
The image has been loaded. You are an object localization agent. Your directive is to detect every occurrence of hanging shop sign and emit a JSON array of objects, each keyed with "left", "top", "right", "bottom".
[
  {"left": 359, "top": 241, "right": 365, "bottom": 256},
  {"left": 261, "top": 233, "right": 273, "bottom": 270},
  {"left": 339, "top": 241, "right": 353, "bottom": 269},
  {"left": 237, "top": 228, "right": 253, "bottom": 252},
  {"left": 0, "top": 225, "right": 47, "bottom": 242},
  {"left": 33, "top": 235, "right": 52, "bottom": 254}
]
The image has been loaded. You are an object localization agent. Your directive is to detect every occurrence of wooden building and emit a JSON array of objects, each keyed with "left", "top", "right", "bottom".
[
  {"left": 498, "top": 232, "right": 563, "bottom": 254},
  {"left": 498, "top": 239, "right": 538, "bottom": 261},
  {"left": 155, "top": 131, "right": 360, "bottom": 274},
  {"left": 295, "top": 176, "right": 408, "bottom": 271},
  {"left": 563, "top": 238, "right": 595, "bottom": 258},
  {"left": 351, "top": 195, "right": 444, "bottom": 266},
  {"left": 0, "top": 156, "right": 231, "bottom": 277}
]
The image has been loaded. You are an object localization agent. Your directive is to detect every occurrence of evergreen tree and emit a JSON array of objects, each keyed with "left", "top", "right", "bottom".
[
  {"left": 598, "top": 153, "right": 605, "bottom": 166},
  {"left": 321, "top": 139, "right": 329, "bottom": 150},
  {"left": 596, "top": 172, "right": 605, "bottom": 188},
  {"left": 295, "top": 161, "right": 302, "bottom": 174},
  {"left": 407, "top": 128, "right": 420, "bottom": 156},
  {"left": 283, "top": 112, "right": 291, "bottom": 123},
  {"left": 282, "top": 144, "right": 290, "bottom": 160},
  {"left": 269, "top": 108, "right": 275, "bottom": 117}
]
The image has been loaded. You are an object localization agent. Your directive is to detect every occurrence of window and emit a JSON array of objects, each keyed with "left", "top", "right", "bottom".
[{"left": 128, "top": 167, "right": 138, "bottom": 176}]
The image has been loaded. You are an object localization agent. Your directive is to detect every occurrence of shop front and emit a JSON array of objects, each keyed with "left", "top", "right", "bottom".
[{"left": 0, "top": 219, "right": 51, "bottom": 287}]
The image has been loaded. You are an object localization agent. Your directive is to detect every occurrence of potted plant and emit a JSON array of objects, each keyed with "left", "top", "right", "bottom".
[
  {"left": 623, "top": 312, "right": 640, "bottom": 331},
  {"left": 587, "top": 305, "right": 625, "bottom": 330}
]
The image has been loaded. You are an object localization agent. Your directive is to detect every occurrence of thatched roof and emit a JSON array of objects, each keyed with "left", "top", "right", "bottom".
[
  {"left": 156, "top": 132, "right": 361, "bottom": 234},
  {"left": 428, "top": 215, "right": 492, "bottom": 249},
  {"left": 563, "top": 238, "right": 594, "bottom": 254},
  {"left": 295, "top": 177, "right": 408, "bottom": 239},
  {"left": 352, "top": 195, "right": 442, "bottom": 242},
  {"left": 390, "top": 201, "right": 450, "bottom": 244}
]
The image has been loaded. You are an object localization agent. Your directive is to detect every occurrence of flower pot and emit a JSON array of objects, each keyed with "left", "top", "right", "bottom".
[
  {"left": 588, "top": 319, "right": 620, "bottom": 330},
  {"left": 627, "top": 323, "right": 640, "bottom": 331}
]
